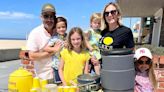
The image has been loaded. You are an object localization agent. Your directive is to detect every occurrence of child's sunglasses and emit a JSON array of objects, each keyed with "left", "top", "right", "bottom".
[
  {"left": 137, "top": 60, "right": 152, "bottom": 65},
  {"left": 104, "top": 10, "right": 118, "bottom": 16}
]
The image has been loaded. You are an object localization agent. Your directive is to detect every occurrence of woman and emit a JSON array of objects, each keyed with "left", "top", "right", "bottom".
[{"left": 99, "top": 2, "right": 134, "bottom": 50}]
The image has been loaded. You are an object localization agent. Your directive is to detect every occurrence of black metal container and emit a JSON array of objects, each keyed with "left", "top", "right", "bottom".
[
  {"left": 77, "top": 74, "right": 100, "bottom": 84},
  {"left": 77, "top": 74, "right": 100, "bottom": 91}
]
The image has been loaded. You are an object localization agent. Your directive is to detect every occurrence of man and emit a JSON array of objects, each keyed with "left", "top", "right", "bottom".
[{"left": 26, "top": 3, "right": 62, "bottom": 82}]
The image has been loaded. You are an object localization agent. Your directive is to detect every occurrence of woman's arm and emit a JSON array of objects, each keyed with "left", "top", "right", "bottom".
[
  {"left": 84, "top": 32, "right": 94, "bottom": 51},
  {"left": 85, "top": 39, "right": 94, "bottom": 51},
  {"left": 58, "top": 58, "right": 67, "bottom": 86}
]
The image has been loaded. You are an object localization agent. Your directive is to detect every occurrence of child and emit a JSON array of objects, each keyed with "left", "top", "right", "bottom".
[
  {"left": 84, "top": 13, "right": 101, "bottom": 75},
  {"left": 43, "top": 16, "right": 67, "bottom": 83},
  {"left": 58, "top": 27, "right": 90, "bottom": 86},
  {"left": 134, "top": 48, "right": 157, "bottom": 92}
]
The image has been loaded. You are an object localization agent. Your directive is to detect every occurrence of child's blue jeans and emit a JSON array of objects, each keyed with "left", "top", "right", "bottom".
[{"left": 53, "top": 68, "right": 61, "bottom": 84}]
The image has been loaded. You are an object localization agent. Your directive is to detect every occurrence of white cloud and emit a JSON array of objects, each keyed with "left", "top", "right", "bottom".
[
  {"left": 82, "top": 16, "right": 86, "bottom": 19},
  {"left": 0, "top": 11, "right": 36, "bottom": 19}
]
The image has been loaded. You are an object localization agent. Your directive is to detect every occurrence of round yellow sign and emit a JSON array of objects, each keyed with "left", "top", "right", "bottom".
[{"left": 103, "top": 37, "right": 113, "bottom": 45}]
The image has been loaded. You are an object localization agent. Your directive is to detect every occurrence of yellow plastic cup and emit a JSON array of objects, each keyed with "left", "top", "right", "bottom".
[
  {"left": 69, "top": 86, "right": 77, "bottom": 92},
  {"left": 58, "top": 86, "right": 63, "bottom": 92},
  {"left": 30, "top": 88, "right": 37, "bottom": 92},
  {"left": 33, "top": 77, "right": 41, "bottom": 88},
  {"left": 63, "top": 86, "right": 69, "bottom": 92},
  {"left": 40, "top": 79, "right": 48, "bottom": 92},
  {"left": 41, "top": 79, "right": 48, "bottom": 88}
]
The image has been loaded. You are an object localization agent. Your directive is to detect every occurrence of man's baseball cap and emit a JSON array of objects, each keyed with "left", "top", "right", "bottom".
[
  {"left": 134, "top": 48, "right": 152, "bottom": 60},
  {"left": 42, "top": 3, "right": 56, "bottom": 13}
]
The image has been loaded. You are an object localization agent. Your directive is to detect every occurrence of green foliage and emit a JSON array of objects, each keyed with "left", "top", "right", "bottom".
[{"left": 135, "top": 44, "right": 164, "bottom": 55}]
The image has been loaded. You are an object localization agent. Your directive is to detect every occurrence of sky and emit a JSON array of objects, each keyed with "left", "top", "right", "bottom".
[{"left": 0, "top": 0, "right": 140, "bottom": 40}]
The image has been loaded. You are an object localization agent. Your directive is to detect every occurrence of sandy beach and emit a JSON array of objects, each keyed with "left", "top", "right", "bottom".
[{"left": 0, "top": 40, "right": 26, "bottom": 49}]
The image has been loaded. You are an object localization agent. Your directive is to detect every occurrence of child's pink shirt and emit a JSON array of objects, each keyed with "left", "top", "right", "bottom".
[{"left": 135, "top": 71, "right": 153, "bottom": 92}]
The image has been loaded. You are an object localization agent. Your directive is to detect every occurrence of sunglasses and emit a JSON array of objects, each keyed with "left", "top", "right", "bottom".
[
  {"left": 104, "top": 10, "right": 118, "bottom": 16},
  {"left": 43, "top": 14, "right": 55, "bottom": 20},
  {"left": 137, "top": 60, "right": 152, "bottom": 65}
]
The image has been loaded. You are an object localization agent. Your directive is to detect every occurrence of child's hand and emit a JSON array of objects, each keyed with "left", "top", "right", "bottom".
[
  {"left": 64, "top": 41, "right": 68, "bottom": 48},
  {"left": 52, "top": 41, "right": 63, "bottom": 54},
  {"left": 89, "top": 47, "right": 94, "bottom": 52},
  {"left": 70, "top": 80, "right": 77, "bottom": 86},
  {"left": 90, "top": 56, "right": 99, "bottom": 66},
  {"left": 62, "top": 82, "right": 67, "bottom": 86}
]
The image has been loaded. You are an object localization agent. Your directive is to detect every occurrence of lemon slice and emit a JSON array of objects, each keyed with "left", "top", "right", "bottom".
[{"left": 103, "top": 37, "right": 113, "bottom": 45}]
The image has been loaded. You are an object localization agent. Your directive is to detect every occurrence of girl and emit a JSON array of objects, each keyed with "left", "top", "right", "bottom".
[
  {"left": 43, "top": 16, "right": 67, "bottom": 83},
  {"left": 134, "top": 48, "right": 157, "bottom": 92},
  {"left": 58, "top": 27, "right": 90, "bottom": 86},
  {"left": 84, "top": 13, "right": 102, "bottom": 75}
]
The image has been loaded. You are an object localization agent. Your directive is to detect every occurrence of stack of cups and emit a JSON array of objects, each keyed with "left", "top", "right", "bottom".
[
  {"left": 57, "top": 86, "right": 63, "bottom": 92},
  {"left": 41, "top": 79, "right": 48, "bottom": 92},
  {"left": 70, "top": 86, "right": 78, "bottom": 92},
  {"left": 31, "top": 77, "right": 41, "bottom": 92}
]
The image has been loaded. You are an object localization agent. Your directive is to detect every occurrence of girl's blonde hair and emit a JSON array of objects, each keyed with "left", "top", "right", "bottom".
[
  {"left": 148, "top": 62, "right": 157, "bottom": 90},
  {"left": 90, "top": 13, "right": 101, "bottom": 27},
  {"left": 101, "top": 2, "right": 122, "bottom": 30},
  {"left": 67, "top": 27, "right": 86, "bottom": 51},
  {"left": 135, "top": 59, "right": 157, "bottom": 89}
]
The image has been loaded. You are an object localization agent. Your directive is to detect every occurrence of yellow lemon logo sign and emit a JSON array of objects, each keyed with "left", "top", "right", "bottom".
[{"left": 103, "top": 37, "right": 113, "bottom": 45}]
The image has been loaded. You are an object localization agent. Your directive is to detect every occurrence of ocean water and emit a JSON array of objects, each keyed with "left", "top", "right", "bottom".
[{"left": 0, "top": 37, "right": 26, "bottom": 40}]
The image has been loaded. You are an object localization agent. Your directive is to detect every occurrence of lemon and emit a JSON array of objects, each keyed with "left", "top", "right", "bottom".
[{"left": 103, "top": 37, "right": 113, "bottom": 45}]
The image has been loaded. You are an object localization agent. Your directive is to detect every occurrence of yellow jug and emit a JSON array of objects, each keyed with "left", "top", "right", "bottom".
[{"left": 8, "top": 67, "right": 33, "bottom": 92}]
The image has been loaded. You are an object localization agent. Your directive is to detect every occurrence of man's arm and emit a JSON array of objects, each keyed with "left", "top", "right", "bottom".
[
  {"left": 29, "top": 51, "right": 52, "bottom": 61},
  {"left": 42, "top": 45, "right": 54, "bottom": 53},
  {"left": 29, "top": 41, "right": 63, "bottom": 61}
]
